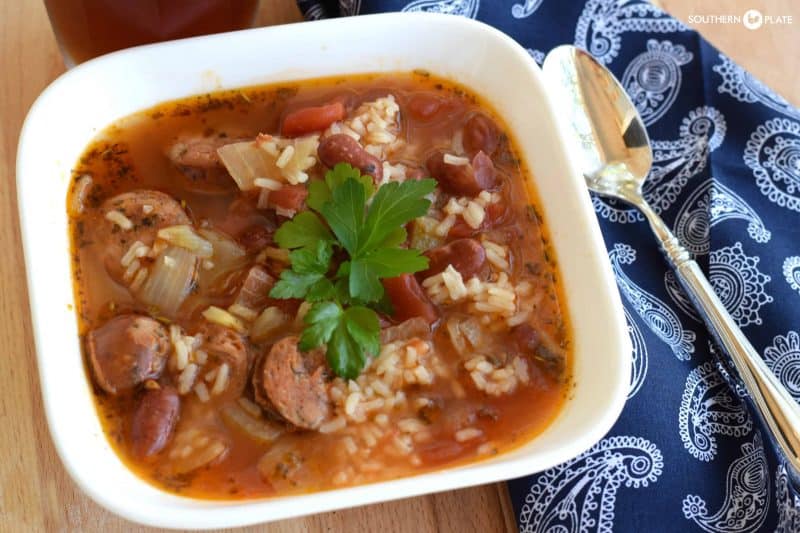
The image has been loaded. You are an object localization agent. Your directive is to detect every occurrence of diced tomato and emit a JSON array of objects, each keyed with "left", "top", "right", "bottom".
[
  {"left": 269, "top": 184, "right": 308, "bottom": 212},
  {"left": 382, "top": 274, "right": 439, "bottom": 325},
  {"left": 281, "top": 102, "right": 347, "bottom": 137}
]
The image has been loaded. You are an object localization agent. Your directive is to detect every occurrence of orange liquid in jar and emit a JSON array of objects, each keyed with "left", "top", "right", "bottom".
[{"left": 44, "top": 0, "right": 259, "bottom": 66}]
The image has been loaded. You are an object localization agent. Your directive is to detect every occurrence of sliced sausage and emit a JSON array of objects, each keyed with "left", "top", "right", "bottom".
[
  {"left": 419, "top": 238, "right": 486, "bottom": 280},
  {"left": 166, "top": 135, "right": 240, "bottom": 194},
  {"left": 252, "top": 351, "right": 278, "bottom": 417},
  {"left": 463, "top": 114, "right": 500, "bottom": 157},
  {"left": 317, "top": 134, "right": 383, "bottom": 181},
  {"left": 426, "top": 150, "right": 497, "bottom": 196},
  {"left": 235, "top": 265, "right": 275, "bottom": 312},
  {"left": 383, "top": 274, "right": 439, "bottom": 325},
  {"left": 131, "top": 386, "right": 180, "bottom": 459},
  {"left": 167, "top": 135, "right": 223, "bottom": 169},
  {"left": 86, "top": 314, "right": 170, "bottom": 395},
  {"left": 281, "top": 102, "right": 346, "bottom": 137},
  {"left": 98, "top": 190, "right": 190, "bottom": 282},
  {"left": 256, "top": 336, "right": 330, "bottom": 430},
  {"left": 198, "top": 323, "right": 250, "bottom": 400},
  {"left": 268, "top": 184, "right": 308, "bottom": 212}
]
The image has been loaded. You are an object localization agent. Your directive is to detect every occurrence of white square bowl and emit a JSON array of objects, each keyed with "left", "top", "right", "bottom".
[{"left": 16, "top": 13, "right": 630, "bottom": 530}]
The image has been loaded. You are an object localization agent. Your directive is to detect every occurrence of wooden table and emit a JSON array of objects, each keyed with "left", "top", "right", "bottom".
[{"left": 0, "top": 1, "right": 796, "bottom": 531}]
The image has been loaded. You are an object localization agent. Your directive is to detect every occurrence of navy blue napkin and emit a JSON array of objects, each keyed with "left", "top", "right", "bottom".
[{"left": 296, "top": 1, "right": 800, "bottom": 530}]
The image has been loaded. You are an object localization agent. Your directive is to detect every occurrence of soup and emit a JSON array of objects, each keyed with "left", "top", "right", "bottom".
[{"left": 67, "top": 72, "right": 571, "bottom": 499}]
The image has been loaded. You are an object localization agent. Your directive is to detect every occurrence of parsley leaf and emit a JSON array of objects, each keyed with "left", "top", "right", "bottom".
[
  {"left": 344, "top": 306, "right": 380, "bottom": 357},
  {"left": 348, "top": 259, "right": 385, "bottom": 303},
  {"left": 320, "top": 178, "right": 365, "bottom": 255},
  {"left": 325, "top": 162, "right": 375, "bottom": 196},
  {"left": 269, "top": 164, "right": 436, "bottom": 379},
  {"left": 349, "top": 248, "right": 428, "bottom": 302},
  {"left": 327, "top": 322, "right": 365, "bottom": 379},
  {"left": 307, "top": 163, "right": 374, "bottom": 213},
  {"left": 270, "top": 270, "right": 324, "bottom": 299},
  {"left": 299, "top": 301, "right": 342, "bottom": 351},
  {"left": 357, "top": 178, "right": 436, "bottom": 254},
  {"left": 274, "top": 211, "right": 333, "bottom": 250},
  {"left": 299, "top": 302, "right": 378, "bottom": 379},
  {"left": 270, "top": 240, "right": 332, "bottom": 299},
  {"left": 358, "top": 247, "right": 429, "bottom": 277},
  {"left": 288, "top": 240, "right": 333, "bottom": 274},
  {"left": 306, "top": 179, "right": 331, "bottom": 212}
]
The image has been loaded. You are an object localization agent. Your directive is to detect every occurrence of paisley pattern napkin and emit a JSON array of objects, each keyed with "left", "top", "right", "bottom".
[{"left": 296, "top": 1, "right": 800, "bottom": 530}]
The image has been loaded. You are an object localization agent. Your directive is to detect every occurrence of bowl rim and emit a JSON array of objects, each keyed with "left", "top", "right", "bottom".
[{"left": 17, "top": 12, "right": 631, "bottom": 529}]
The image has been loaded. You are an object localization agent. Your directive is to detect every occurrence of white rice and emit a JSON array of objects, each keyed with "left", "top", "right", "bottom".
[
  {"left": 129, "top": 267, "right": 148, "bottom": 292},
  {"left": 275, "top": 145, "right": 295, "bottom": 168},
  {"left": 443, "top": 153, "right": 470, "bottom": 166},
  {"left": 157, "top": 225, "right": 213, "bottom": 258},
  {"left": 194, "top": 382, "right": 210, "bottom": 403},
  {"left": 434, "top": 214, "right": 457, "bottom": 237},
  {"left": 455, "top": 428, "right": 483, "bottom": 442},
  {"left": 228, "top": 303, "right": 258, "bottom": 322},
  {"left": 120, "top": 240, "right": 147, "bottom": 268},
  {"left": 69, "top": 175, "right": 93, "bottom": 216},
  {"left": 105, "top": 210, "right": 133, "bottom": 230},
  {"left": 122, "top": 259, "right": 141, "bottom": 282},
  {"left": 178, "top": 363, "right": 199, "bottom": 394},
  {"left": 211, "top": 363, "right": 229, "bottom": 396},
  {"left": 463, "top": 201, "right": 486, "bottom": 229},
  {"left": 465, "top": 354, "right": 530, "bottom": 396},
  {"left": 483, "top": 240, "right": 509, "bottom": 271},
  {"left": 319, "top": 416, "right": 347, "bottom": 434},
  {"left": 441, "top": 265, "right": 467, "bottom": 300},
  {"left": 253, "top": 177, "right": 283, "bottom": 191},
  {"left": 202, "top": 306, "right": 245, "bottom": 333}
]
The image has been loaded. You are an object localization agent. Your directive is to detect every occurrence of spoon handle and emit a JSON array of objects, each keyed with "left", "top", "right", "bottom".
[{"left": 641, "top": 203, "right": 800, "bottom": 482}]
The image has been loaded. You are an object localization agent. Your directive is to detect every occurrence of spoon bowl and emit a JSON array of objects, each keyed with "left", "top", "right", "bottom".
[
  {"left": 542, "top": 44, "right": 800, "bottom": 486},
  {"left": 543, "top": 46, "right": 652, "bottom": 204}
]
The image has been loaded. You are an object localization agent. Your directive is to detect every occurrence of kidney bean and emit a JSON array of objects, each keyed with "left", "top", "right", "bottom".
[
  {"left": 86, "top": 314, "right": 170, "bottom": 395},
  {"left": 383, "top": 273, "right": 439, "bottom": 325},
  {"left": 269, "top": 184, "right": 308, "bottom": 212},
  {"left": 281, "top": 101, "right": 347, "bottom": 137},
  {"left": 407, "top": 93, "right": 442, "bottom": 121},
  {"left": 426, "top": 150, "right": 497, "bottom": 196},
  {"left": 318, "top": 134, "right": 383, "bottom": 181},
  {"left": 463, "top": 114, "right": 500, "bottom": 156},
  {"left": 131, "top": 386, "right": 180, "bottom": 459},
  {"left": 419, "top": 238, "right": 486, "bottom": 280},
  {"left": 448, "top": 201, "right": 506, "bottom": 239}
]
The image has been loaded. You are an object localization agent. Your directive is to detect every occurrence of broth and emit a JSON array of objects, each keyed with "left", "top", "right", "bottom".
[{"left": 68, "top": 72, "right": 572, "bottom": 499}]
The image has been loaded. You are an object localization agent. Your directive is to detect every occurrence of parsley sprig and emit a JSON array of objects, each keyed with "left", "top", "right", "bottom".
[{"left": 269, "top": 163, "right": 437, "bottom": 378}]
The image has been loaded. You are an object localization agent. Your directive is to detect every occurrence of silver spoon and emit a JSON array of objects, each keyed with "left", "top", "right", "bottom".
[{"left": 542, "top": 44, "right": 800, "bottom": 482}]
